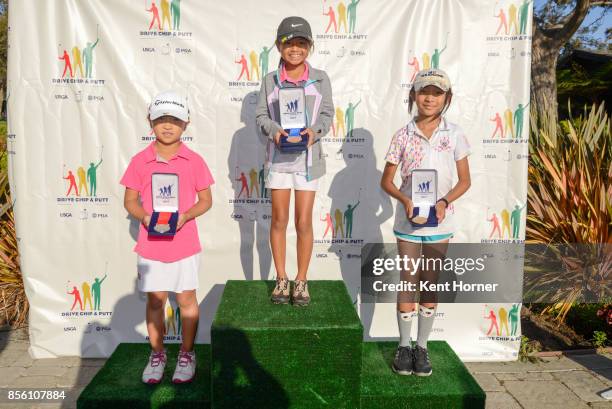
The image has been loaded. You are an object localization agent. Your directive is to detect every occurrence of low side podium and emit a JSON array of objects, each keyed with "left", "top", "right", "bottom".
[{"left": 78, "top": 280, "right": 485, "bottom": 409}]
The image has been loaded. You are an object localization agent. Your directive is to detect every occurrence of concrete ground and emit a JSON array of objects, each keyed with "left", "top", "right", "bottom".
[
  {"left": 466, "top": 352, "right": 612, "bottom": 409},
  {"left": 0, "top": 327, "right": 610, "bottom": 409}
]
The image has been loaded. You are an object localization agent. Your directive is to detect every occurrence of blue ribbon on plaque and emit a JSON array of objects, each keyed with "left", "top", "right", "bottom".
[
  {"left": 278, "top": 87, "right": 307, "bottom": 153},
  {"left": 148, "top": 173, "right": 179, "bottom": 237}
]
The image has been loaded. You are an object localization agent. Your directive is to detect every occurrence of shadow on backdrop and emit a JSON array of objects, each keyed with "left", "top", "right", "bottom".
[
  {"left": 227, "top": 91, "right": 272, "bottom": 281},
  {"left": 326, "top": 127, "right": 393, "bottom": 339}
]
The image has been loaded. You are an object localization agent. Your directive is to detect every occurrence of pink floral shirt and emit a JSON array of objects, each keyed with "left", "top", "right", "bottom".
[{"left": 385, "top": 117, "right": 471, "bottom": 235}]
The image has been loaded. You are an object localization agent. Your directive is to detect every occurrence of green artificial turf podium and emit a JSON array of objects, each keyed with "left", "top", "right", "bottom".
[
  {"left": 361, "top": 341, "right": 485, "bottom": 409},
  {"left": 77, "top": 343, "right": 211, "bottom": 409},
  {"left": 211, "top": 280, "right": 363, "bottom": 409},
  {"left": 78, "top": 281, "right": 486, "bottom": 409}
]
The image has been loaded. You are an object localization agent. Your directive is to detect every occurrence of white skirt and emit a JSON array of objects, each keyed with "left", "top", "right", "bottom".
[
  {"left": 266, "top": 171, "right": 319, "bottom": 191},
  {"left": 137, "top": 253, "right": 200, "bottom": 293}
]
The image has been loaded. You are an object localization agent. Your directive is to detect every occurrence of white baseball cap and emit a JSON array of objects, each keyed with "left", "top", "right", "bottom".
[
  {"left": 413, "top": 69, "right": 451, "bottom": 92},
  {"left": 149, "top": 90, "right": 190, "bottom": 122}
]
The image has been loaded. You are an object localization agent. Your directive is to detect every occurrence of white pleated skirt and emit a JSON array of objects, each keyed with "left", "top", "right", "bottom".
[{"left": 137, "top": 253, "right": 200, "bottom": 293}]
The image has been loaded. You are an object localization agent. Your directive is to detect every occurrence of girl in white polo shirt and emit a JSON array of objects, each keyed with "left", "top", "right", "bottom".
[{"left": 381, "top": 69, "right": 471, "bottom": 376}]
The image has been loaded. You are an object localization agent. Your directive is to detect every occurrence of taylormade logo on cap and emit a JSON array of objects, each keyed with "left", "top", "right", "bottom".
[
  {"left": 153, "top": 100, "right": 185, "bottom": 108},
  {"left": 149, "top": 90, "right": 190, "bottom": 122}
]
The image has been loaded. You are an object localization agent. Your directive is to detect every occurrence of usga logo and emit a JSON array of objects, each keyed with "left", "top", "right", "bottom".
[{"left": 483, "top": 147, "right": 513, "bottom": 161}]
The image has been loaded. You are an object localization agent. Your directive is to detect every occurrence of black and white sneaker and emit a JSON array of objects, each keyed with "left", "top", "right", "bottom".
[
  {"left": 392, "top": 345, "right": 413, "bottom": 375},
  {"left": 413, "top": 345, "right": 432, "bottom": 376}
]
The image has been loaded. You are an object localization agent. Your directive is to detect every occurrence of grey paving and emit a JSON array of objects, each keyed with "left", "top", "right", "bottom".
[
  {"left": 0, "top": 327, "right": 611, "bottom": 409},
  {"left": 484, "top": 391, "right": 522, "bottom": 409},
  {"left": 504, "top": 380, "right": 590, "bottom": 408},
  {"left": 553, "top": 370, "right": 609, "bottom": 403}
]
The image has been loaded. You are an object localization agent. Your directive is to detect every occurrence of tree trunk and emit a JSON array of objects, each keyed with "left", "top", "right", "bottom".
[
  {"left": 531, "top": 27, "right": 559, "bottom": 127},
  {"left": 529, "top": 0, "right": 594, "bottom": 131}
]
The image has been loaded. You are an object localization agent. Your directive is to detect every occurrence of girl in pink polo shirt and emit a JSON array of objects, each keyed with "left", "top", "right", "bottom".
[{"left": 121, "top": 91, "right": 214, "bottom": 384}]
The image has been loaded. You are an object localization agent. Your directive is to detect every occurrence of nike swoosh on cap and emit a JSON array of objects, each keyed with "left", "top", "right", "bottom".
[{"left": 291, "top": 24, "right": 303, "bottom": 28}]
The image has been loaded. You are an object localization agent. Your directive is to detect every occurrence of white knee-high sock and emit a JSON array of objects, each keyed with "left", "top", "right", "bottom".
[
  {"left": 417, "top": 305, "right": 436, "bottom": 349},
  {"left": 397, "top": 310, "right": 417, "bottom": 347}
]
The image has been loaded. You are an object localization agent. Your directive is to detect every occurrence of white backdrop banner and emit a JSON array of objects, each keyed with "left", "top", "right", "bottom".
[{"left": 7, "top": 0, "right": 532, "bottom": 360}]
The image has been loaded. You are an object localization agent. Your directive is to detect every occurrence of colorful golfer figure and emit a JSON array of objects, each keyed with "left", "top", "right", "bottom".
[
  {"left": 59, "top": 46, "right": 73, "bottom": 78},
  {"left": 510, "top": 203, "right": 526, "bottom": 239},
  {"left": 92, "top": 274, "right": 107, "bottom": 311},
  {"left": 513, "top": 103, "right": 529, "bottom": 139},
  {"left": 345, "top": 100, "right": 360, "bottom": 138},
  {"left": 171, "top": 0, "right": 181, "bottom": 30},
  {"left": 87, "top": 158, "right": 103, "bottom": 196},
  {"left": 347, "top": 0, "right": 360, "bottom": 33},
  {"left": 344, "top": 201, "right": 359, "bottom": 238},
  {"left": 259, "top": 46, "right": 272, "bottom": 77},
  {"left": 83, "top": 27, "right": 100, "bottom": 78}
]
